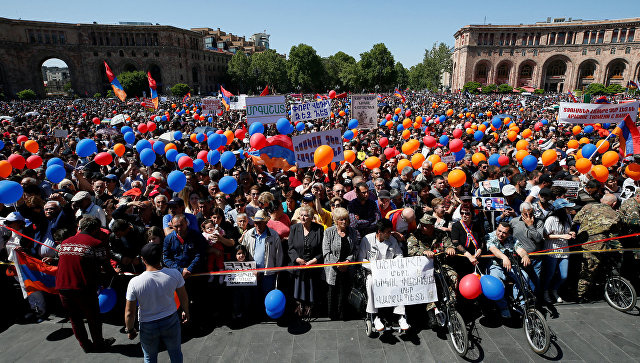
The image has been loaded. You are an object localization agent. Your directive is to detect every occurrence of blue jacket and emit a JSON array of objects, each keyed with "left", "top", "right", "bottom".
[{"left": 163, "top": 230, "right": 206, "bottom": 273}]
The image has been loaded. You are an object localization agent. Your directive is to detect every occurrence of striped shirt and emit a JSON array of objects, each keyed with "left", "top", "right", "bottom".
[{"left": 543, "top": 215, "right": 572, "bottom": 259}]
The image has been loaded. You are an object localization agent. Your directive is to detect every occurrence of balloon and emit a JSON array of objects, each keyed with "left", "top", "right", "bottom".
[
  {"left": 521, "top": 129, "right": 532, "bottom": 139},
  {"left": 379, "top": 137, "right": 389, "bottom": 148},
  {"left": 541, "top": 149, "right": 557, "bottom": 166},
  {"left": 94, "top": 152, "right": 113, "bottom": 166},
  {"left": 348, "top": 119, "right": 359, "bottom": 129},
  {"left": 591, "top": 165, "right": 609, "bottom": 182},
  {"left": 626, "top": 163, "right": 640, "bottom": 180},
  {"left": 515, "top": 150, "right": 529, "bottom": 163},
  {"left": 383, "top": 148, "right": 396, "bottom": 159},
  {"left": 385, "top": 114, "right": 392, "bottom": 121},
  {"left": 165, "top": 149, "right": 178, "bottom": 163},
  {"left": 250, "top": 133, "right": 267, "bottom": 149},
  {"left": 401, "top": 141, "right": 418, "bottom": 155},
  {"left": 46, "top": 158, "right": 64, "bottom": 168},
  {"left": 329, "top": 90, "right": 336, "bottom": 99},
  {"left": 498, "top": 155, "right": 509, "bottom": 166},
  {"left": 137, "top": 123, "right": 148, "bottom": 133},
  {"left": 110, "top": 143, "right": 124, "bottom": 157},
  {"left": 314, "top": 145, "right": 334, "bottom": 168},
  {"left": 507, "top": 130, "right": 518, "bottom": 142},
  {"left": 220, "top": 151, "right": 236, "bottom": 170},
  {"left": 402, "top": 118, "right": 412, "bottom": 129},
  {"left": 8, "top": 154, "right": 25, "bottom": 170},
  {"left": 16, "top": 135, "right": 28, "bottom": 144},
  {"left": 364, "top": 156, "right": 381, "bottom": 170},
  {"left": 192, "top": 158, "right": 205, "bottom": 173},
  {"left": 454, "top": 149, "right": 466, "bottom": 162},
  {"left": 575, "top": 158, "right": 592, "bottom": 174},
  {"left": 344, "top": 130, "right": 354, "bottom": 140},
  {"left": 394, "top": 107, "right": 402, "bottom": 115},
  {"left": 439, "top": 135, "right": 449, "bottom": 146},
  {"left": 516, "top": 140, "right": 528, "bottom": 151},
  {"left": 98, "top": 287, "right": 117, "bottom": 314},
  {"left": 152, "top": 141, "right": 166, "bottom": 155},
  {"left": 0, "top": 180, "right": 23, "bottom": 205},
  {"left": 177, "top": 156, "right": 193, "bottom": 169},
  {"left": 491, "top": 117, "right": 502, "bottom": 129},
  {"left": 140, "top": 149, "right": 156, "bottom": 166},
  {"left": 147, "top": 122, "right": 157, "bottom": 132},
  {"left": 472, "top": 153, "right": 486, "bottom": 166},
  {"left": 579, "top": 137, "right": 590, "bottom": 144},
  {"left": 522, "top": 155, "right": 538, "bottom": 172},
  {"left": 488, "top": 154, "right": 500, "bottom": 166},
  {"left": 295, "top": 122, "right": 305, "bottom": 132},
  {"left": 249, "top": 122, "right": 265, "bottom": 135},
  {"left": 449, "top": 139, "right": 463, "bottom": 153},
  {"left": 76, "top": 139, "right": 97, "bottom": 157},
  {"left": 474, "top": 130, "right": 484, "bottom": 142},
  {"left": 207, "top": 133, "right": 222, "bottom": 149},
  {"left": 446, "top": 109, "right": 454, "bottom": 117},
  {"left": 423, "top": 136, "right": 436, "bottom": 148},
  {"left": 223, "top": 130, "right": 234, "bottom": 145},
  {"left": 480, "top": 275, "right": 505, "bottom": 301},
  {"left": 572, "top": 126, "right": 582, "bottom": 135},
  {"left": 0, "top": 140, "right": 4, "bottom": 151},
  {"left": 165, "top": 143, "right": 177, "bottom": 153},
  {"left": 601, "top": 151, "right": 619, "bottom": 167},
  {"left": 584, "top": 125, "right": 594, "bottom": 134},
  {"left": 433, "top": 162, "right": 448, "bottom": 175},
  {"left": 174, "top": 131, "right": 183, "bottom": 141},
  {"left": 405, "top": 110, "right": 412, "bottom": 117},
  {"left": 0, "top": 160, "right": 12, "bottom": 177},
  {"left": 124, "top": 132, "right": 136, "bottom": 144},
  {"left": 567, "top": 140, "right": 579, "bottom": 149},
  {"left": 596, "top": 140, "right": 609, "bottom": 153},
  {"left": 452, "top": 129, "right": 463, "bottom": 139},
  {"left": 121, "top": 126, "right": 133, "bottom": 134},
  {"left": 207, "top": 150, "right": 221, "bottom": 165},
  {"left": 427, "top": 155, "right": 441, "bottom": 165},
  {"left": 344, "top": 150, "right": 356, "bottom": 164},
  {"left": 24, "top": 140, "right": 39, "bottom": 153},
  {"left": 265, "top": 289, "right": 286, "bottom": 318},
  {"left": 168, "top": 170, "right": 187, "bottom": 192},
  {"left": 46, "top": 165, "right": 66, "bottom": 183},
  {"left": 459, "top": 273, "right": 482, "bottom": 299},
  {"left": 197, "top": 150, "right": 209, "bottom": 162},
  {"left": 411, "top": 153, "right": 425, "bottom": 169},
  {"left": 135, "top": 139, "right": 152, "bottom": 152},
  {"left": 219, "top": 175, "right": 238, "bottom": 194},
  {"left": 581, "top": 144, "right": 597, "bottom": 159},
  {"left": 396, "top": 159, "right": 411, "bottom": 174},
  {"left": 276, "top": 118, "right": 291, "bottom": 134},
  {"left": 448, "top": 169, "right": 466, "bottom": 188}
]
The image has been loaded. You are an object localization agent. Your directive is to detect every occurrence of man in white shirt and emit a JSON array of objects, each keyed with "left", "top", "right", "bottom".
[
  {"left": 72, "top": 191, "right": 107, "bottom": 227},
  {"left": 125, "top": 243, "right": 189, "bottom": 363}
]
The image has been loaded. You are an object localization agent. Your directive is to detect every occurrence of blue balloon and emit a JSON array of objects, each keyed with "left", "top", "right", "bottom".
[
  {"left": 0, "top": 140, "right": 4, "bottom": 151},
  {"left": 492, "top": 117, "right": 502, "bottom": 129},
  {"left": 393, "top": 115, "right": 399, "bottom": 121},
  {"left": 139, "top": 148, "right": 156, "bottom": 166},
  {"left": 522, "top": 155, "right": 538, "bottom": 172},
  {"left": 348, "top": 119, "right": 359, "bottom": 129},
  {"left": 438, "top": 115, "right": 446, "bottom": 122},
  {"left": 175, "top": 153, "right": 188, "bottom": 162},
  {"left": 121, "top": 126, "right": 133, "bottom": 134},
  {"left": 167, "top": 170, "right": 187, "bottom": 192},
  {"left": 265, "top": 289, "right": 286, "bottom": 314},
  {"left": 286, "top": 123, "right": 295, "bottom": 134},
  {"left": 192, "top": 158, "right": 205, "bottom": 172},
  {"left": 124, "top": 132, "right": 135, "bottom": 144},
  {"left": 488, "top": 153, "right": 501, "bottom": 166},
  {"left": 474, "top": 130, "right": 484, "bottom": 142},
  {"left": 454, "top": 149, "right": 466, "bottom": 162},
  {"left": 174, "top": 131, "right": 183, "bottom": 140},
  {"left": 480, "top": 275, "right": 505, "bottom": 301},
  {"left": 98, "top": 287, "right": 117, "bottom": 314},
  {"left": 220, "top": 151, "right": 236, "bottom": 170},
  {"left": 540, "top": 119, "right": 548, "bottom": 125},
  {"left": 208, "top": 134, "right": 222, "bottom": 150},
  {"left": 276, "top": 118, "right": 291, "bottom": 134},
  {"left": 135, "top": 139, "right": 151, "bottom": 152},
  {"left": 249, "top": 122, "right": 264, "bottom": 135},
  {"left": 463, "top": 108, "right": 468, "bottom": 112},
  {"left": 207, "top": 131, "right": 215, "bottom": 138},
  {"left": 582, "top": 144, "right": 597, "bottom": 159},
  {"left": 152, "top": 141, "right": 165, "bottom": 155},
  {"left": 196, "top": 133, "right": 205, "bottom": 143},
  {"left": 161, "top": 115, "right": 167, "bottom": 121},
  {"left": 266, "top": 306, "right": 285, "bottom": 319},
  {"left": 219, "top": 175, "right": 238, "bottom": 194},
  {"left": 207, "top": 150, "right": 221, "bottom": 165},
  {"left": 478, "top": 113, "right": 484, "bottom": 117},
  {"left": 584, "top": 125, "right": 594, "bottom": 134},
  {"left": 397, "top": 124, "right": 404, "bottom": 132},
  {"left": 46, "top": 157, "right": 64, "bottom": 168},
  {"left": 208, "top": 117, "right": 213, "bottom": 123},
  {"left": 439, "top": 135, "right": 449, "bottom": 145},
  {"left": 165, "top": 149, "right": 178, "bottom": 162},
  {"left": 344, "top": 130, "right": 354, "bottom": 140},
  {"left": 380, "top": 120, "right": 387, "bottom": 127},
  {"left": 76, "top": 139, "right": 97, "bottom": 157},
  {"left": 0, "top": 181, "right": 24, "bottom": 205},
  {"left": 238, "top": 148, "right": 246, "bottom": 160},
  {"left": 602, "top": 123, "right": 610, "bottom": 129},
  {"left": 296, "top": 122, "right": 305, "bottom": 132}
]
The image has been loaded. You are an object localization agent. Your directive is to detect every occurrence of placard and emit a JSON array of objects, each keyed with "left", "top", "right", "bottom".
[
  {"left": 472, "top": 197, "right": 506, "bottom": 211},
  {"left": 553, "top": 180, "right": 580, "bottom": 199},
  {"left": 292, "top": 129, "right": 344, "bottom": 167},
  {"left": 351, "top": 94, "right": 378, "bottom": 129},
  {"left": 441, "top": 155, "right": 456, "bottom": 164},
  {"left": 201, "top": 97, "right": 223, "bottom": 114},
  {"left": 53, "top": 129, "right": 68, "bottom": 138},
  {"left": 230, "top": 95, "right": 247, "bottom": 110},
  {"left": 558, "top": 101, "right": 639, "bottom": 124},
  {"left": 371, "top": 256, "right": 437, "bottom": 308},
  {"left": 246, "top": 95, "right": 287, "bottom": 125},
  {"left": 290, "top": 100, "right": 331, "bottom": 122},
  {"left": 479, "top": 180, "right": 501, "bottom": 195},
  {"left": 223, "top": 261, "right": 257, "bottom": 286}
]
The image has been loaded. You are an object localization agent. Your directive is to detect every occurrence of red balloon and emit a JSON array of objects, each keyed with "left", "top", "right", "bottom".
[
  {"left": 141, "top": 102, "right": 146, "bottom": 107},
  {"left": 138, "top": 123, "right": 148, "bottom": 133},
  {"left": 379, "top": 137, "right": 389, "bottom": 148},
  {"left": 17, "top": 135, "right": 28, "bottom": 144},
  {"left": 150, "top": 115, "right": 156, "bottom": 121},
  {"left": 26, "top": 155, "right": 42, "bottom": 169},
  {"left": 534, "top": 122, "right": 542, "bottom": 131},
  {"left": 112, "top": 110, "right": 117, "bottom": 115},
  {"left": 423, "top": 135, "right": 437, "bottom": 147},
  {"left": 384, "top": 148, "right": 396, "bottom": 159},
  {"left": 92, "top": 117, "right": 100, "bottom": 125},
  {"left": 147, "top": 122, "right": 157, "bottom": 132},
  {"left": 405, "top": 110, "right": 412, "bottom": 117},
  {"left": 449, "top": 139, "right": 463, "bottom": 153},
  {"left": 82, "top": 113, "right": 87, "bottom": 118},
  {"left": 498, "top": 155, "right": 510, "bottom": 166},
  {"left": 250, "top": 133, "right": 267, "bottom": 149},
  {"left": 8, "top": 154, "right": 25, "bottom": 170},
  {"left": 234, "top": 129, "right": 246, "bottom": 140},
  {"left": 197, "top": 150, "right": 209, "bottom": 162},
  {"left": 464, "top": 122, "right": 471, "bottom": 129},
  {"left": 216, "top": 130, "right": 224, "bottom": 134},
  {"left": 328, "top": 90, "right": 336, "bottom": 99},
  {"left": 385, "top": 114, "right": 392, "bottom": 121},
  {"left": 452, "top": 129, "right": 463, "bottom": 139},
  {"left": 459, "top": 273, "right": 482, "bottom": 299},
  {"left": 94, "top": 152, "right": 113, "bottom": 166},
  {"left": 178, "top": 156, "right": 193, "bottom": 169}
]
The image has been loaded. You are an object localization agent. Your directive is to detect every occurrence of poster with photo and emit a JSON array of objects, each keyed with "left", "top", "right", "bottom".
[
  {"left": 472, "top": 197, "right": 507, "bottom": 211},
  {"left": 478, "top": 179, "right": 501, "bottom": 195}
]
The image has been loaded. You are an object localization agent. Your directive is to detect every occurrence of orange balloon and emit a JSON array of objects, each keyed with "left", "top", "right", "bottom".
[
  {"left": 515, "top": 150, "right": 529, "bottom": 163},
  {"left": 466, "top": 128, "right": 474, "bottom": 135},
  {"left": 446, "top": 109, "right": 454, "bottom": 117},
  {"left": 344, "top": 150, "right": 356, "bottom": 164},
  {"left": 572, "top": 126, "right": 582, "bottom": 135},
  {"left": 471, "top": 124, "right": 478, "bottom": 130},
  {"left": 386, "top": 121, "right": 393, "bottom": 129},
  {"left": 364, "top": 156, "right": 381, "bottom": 170},
  {"left": 492, "top": 132, "right": 499, "bottom": 141},
  {"left": 541, "top": 149, "right": 557, "bottom": 166},
  {"left": 339, "top": 110, "right": 346, "bottom": 117},
  {"left": 575, "top": 149, "right": 583, "bottom": 159},
  {"left": 352, "top": 129, "right": 358, "bottom": 138},
  {"left": 403, "top": 118, "right": 412, "bottom": 128},
  {"left": 579, "top": 137, "right": 590, "bottom": 144},
  {"left": 521, "top": 129, "right": 532, "bottom": 139},
  {"left": 165, "top": 143, "right": 177, "bottom": 152},
  {"left": 486, "top": 111, "right": 492, "bottom": 117},
  {"left": 601, "top": 151, "right": 619, "bottom": 167},
  {"left": 0, "top": 160, "right": 12, "bottom": 178},
  {"left": 458, "top": 113, "right": 464, "bottom": 119},
  {"left": 516, "top": 140, "right": 528, "bottom": 151},
  {"left": 190, "top": 134, "right": 198, "bottom": 143},
  {"left": 448, "top": 169, "right": 467, "bottom": 188},
  {"left": 413, "top": 122, "right": 420, "bottom": 129},
  {"left": 113, "top": 143, "right": 125, "bottom": 156},
  {"left": 314, "top": 145, "right": 334, "bottom": 168},
  {"left": 626, "top": 163, "right": 640, "bottom": 180},
  {"left": 397, "top": 159, "right": 412, "bottom": 174},
  {"left": 478, "top": 124, "right": 487, "bottom": 132},
  {"left": 507, "top": 131, "right": 518, "bottom": 142},
  {"left": 433, "top": 162, "right": 448, "bottom": 175},
  {"left": 401, "top": 129, "right": 411, "bottom": 140},
  {"left": 24, "top": 140, "right": 39, "bottom": 153},
  {"left": 321, "top": 166, "right": 329, "bottom": 174},
  {"left": 395, "top": 108, "right": 402, "bottom": 115},
  {"left": 466, "top": 112, "right": 471, "bottom": 118},
  {"left": 415, "top": 116, "right": 423, "bottom": 123},
  {"left": 596, "top": 140, "right": 609, "bottom": 153},
  {"left": 575, "top": 158, "right": 592, "bottom": 174},
  {"left": 411, "top": 153, "right": 425, "bottom": 169},
  {"left": 427, "top": 154, "right": 441, "bottom": 164},
  {"left": 567, "top": 140, "right": 579, "bottom": 149},
  {"left": 401, "top": 140, "right": 418, "bottom": 155},
  {"left": 590, "top": 165, "right": 609, "bottom": 182},
  {"left": 472, "top": 153, "right": 486, "bottom": 165},
  {"left": 223, "top": 130, "right": 234, "bottom": 145}
]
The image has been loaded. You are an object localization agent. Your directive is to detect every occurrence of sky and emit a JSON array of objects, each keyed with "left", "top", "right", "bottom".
[{"left": 8, "top": 0, "right": 638, "bottom": 68}]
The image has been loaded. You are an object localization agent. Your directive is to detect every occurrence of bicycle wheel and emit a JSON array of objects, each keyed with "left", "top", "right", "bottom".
[
  {"left": 604, "top": 276, "right": 637, "bottom": 312},
  {"left": 523, "top": 309, "right": 550, "bottom": 355},
  {"left": 447, "top": 309, "right": 468, "bottom": 357}
]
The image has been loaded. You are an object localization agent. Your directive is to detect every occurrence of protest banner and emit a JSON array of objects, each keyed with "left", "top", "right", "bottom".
[
  {"left": 201, "top": 97, "right": 223, "bottom": 114},
  {"left": 473, "top": 197, "right": 506, "bottom": 211},
  {"left": 290, "top": 100, "right": 331, "bottom": 122},
  {"left": 558, "top": 101, "right": 639, "bottom": 124},
  {"left": 478, "top": 180, "right": 501, "bottom": 195},
  {"left": 230, "top": 95, "right": 247, "bottom": 110},
  {"left": 371, "top": 256, "right": 437, "bottom": 308},
  {"left": 351, "top": 94, "right": 378, "bottom": 129},
  {"left": 223, "top": 261, "right": 257, "bottom": 286},
  {"left": 292, "top": 129, "right": 344, "bottom": 167},
  {"left": 553, "top": 180, "right": 580, "bottom": 199},
  {"left": 246, "top": 95, "right": 287, "bottom": 125}
]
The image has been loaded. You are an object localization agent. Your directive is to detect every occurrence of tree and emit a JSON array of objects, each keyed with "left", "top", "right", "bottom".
[
  {"left": 170, "top": 83, "right": 191, "bottom": 97},
  {"left": 408, "top": 63, "right": 427, "bottom": 90},
  {"left": 63, "top": 82, "right": 72, "bottom": 92},
  {"left": 227, "top": 51, "right": 252, "bottom": 93},
  {"left": 584, "top": 83, "right": 607, "bottom": 95},
  {"left": 118, "top": 71, "right": 147, "bottom": 97},
  {"left": 358, "top": 43, "right": 396, "bottom": 91},
  {"left": 323, "top": 51, "right": 357, "bottom": 91},
  {"left": 534, "top": 88, "right": 544, "bottom": 94},
  {"left": 481, "top": 84, "right": 497, "bottom": 93},
  {"left": 287, "top": 44, "right": 325, "bottom": 92},
  {"left": 340, "top": 63, "right": 363, "bottom": 92},
  {"left": 462, "top": 81, "right": 482, "bottom": 94},
  {"left": 106, "top": 90, "right": 115, "bottom": 98},
  {"left": 498, "top": 83, "right": 513, "bottom": 93},
  {"left": 605, "top": 84, "right": 625, "bottom": 94},
  {"left": 395, "top": 62, "right": 409, "bottom": 90},
  {"left": 17, "top": 89, "right": 37, "bottom": 100},
  {"left": 250, "top": 49, "right": 289, "bottom": 93},
  {"left": 421, "top": 42, "right": 453, "bottom": 91},
  {"left": 93, "top": 92, "right": 102, "bottom": 98}
]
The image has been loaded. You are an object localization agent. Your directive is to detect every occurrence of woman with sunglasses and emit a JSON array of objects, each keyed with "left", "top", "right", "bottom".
[
  {"left": 214, "top": 192, "right": 233, "bottom": 221},
  {"left": 450, "top": 204, "right": 486, "bottom": 275}
]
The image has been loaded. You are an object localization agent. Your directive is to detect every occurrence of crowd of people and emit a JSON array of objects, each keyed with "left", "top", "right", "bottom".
[{"left": 0, "top": 90, "right": 639, "bottom": 360}]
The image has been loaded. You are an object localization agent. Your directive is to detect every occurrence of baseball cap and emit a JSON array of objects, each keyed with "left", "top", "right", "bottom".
[
  {"left": 539, "top": 188, "right": 553, "bottom": 198},
  {"left": 5, "top": 212, "right": 25, "bottom": 222},
  {"left": 377, "top": 190, "right": 391, "bottom": 199},
  {"left": 502, "top": 184, "right": 517, "bottom": 197},
  {"left": 104, "top": 174, "right": 118, "bottom": 181},
  {"left": 419, "top": 215, "right": 436, "bottom": 225},
  {"left": 303, "top": 193, "right": 315, "bottom": 202},
  {"left": 168, "top": 197, "right": 184, "bottom": 206},
  {"left": 343, "top": 179, "right": 353, "bottom": 187},
  {"left": 123, "top": 188, "right": 142, "bottom": 197},
  {"left": 151, "top": 172, "right": 164, "bottom": 180},
  {"left": 553, "top": 198, "right": 576, "bottom": 209},
  {"left": 71, "top": 191, "right": 91, "bottom": 202}
]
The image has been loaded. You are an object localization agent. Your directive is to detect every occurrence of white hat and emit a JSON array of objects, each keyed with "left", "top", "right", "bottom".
[
  {"left": 502, "top": 184, "right": 517, "bottom": 197},
  {"left": 71, "top": 191, "right": 92, "bottom": 202}
]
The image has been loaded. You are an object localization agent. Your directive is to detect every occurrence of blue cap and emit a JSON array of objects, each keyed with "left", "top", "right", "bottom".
[{"left": 553, "top": 198, "right": 575, "bottom": 209}]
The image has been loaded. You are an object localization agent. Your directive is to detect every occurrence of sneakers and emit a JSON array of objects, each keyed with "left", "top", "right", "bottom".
[
  {"left": 373, "top": 316, "right": 385, "bottom": 331},
  {"left": 551, "top": 290, "right": 563, "bottom": 303},
  {"left": 398, "top": 316, "right": 410, "bottom": 331}
]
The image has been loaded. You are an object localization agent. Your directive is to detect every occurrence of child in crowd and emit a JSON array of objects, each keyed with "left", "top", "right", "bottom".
[{"left": 201, "top": 220, "right": 224, "bottom": 273}]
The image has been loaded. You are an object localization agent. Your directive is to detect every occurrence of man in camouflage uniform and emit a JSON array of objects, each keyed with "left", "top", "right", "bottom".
[
  {"left": 618, "top": 190, "right": 640, "bottom": 280},
  {"left": 407, "top": 215, "right": 457, "bottom": 328},
  {"left": 572, "top": 194, "right": 623, "bottom": 302}
]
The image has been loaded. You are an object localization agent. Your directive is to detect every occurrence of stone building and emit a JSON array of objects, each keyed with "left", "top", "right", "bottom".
[
  {"left": 452, "top": 17, "right": 640, "bottom": 92},
  {"left": 191, "top": 27, "right": 269, "bottom": 55},
  {"left": 0, "top": 17, "right": 234, "bottom": 97}
]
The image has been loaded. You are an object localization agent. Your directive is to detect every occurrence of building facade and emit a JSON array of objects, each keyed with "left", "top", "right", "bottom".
[
  {"left": 452, "top": 17, "right": 640, "bottom": 92},
  {"left": 0, "top": 17, "right": 234, "bottom": 97},
  {"left": 192, "top": 27, "right": 268, "bottom": 55}
]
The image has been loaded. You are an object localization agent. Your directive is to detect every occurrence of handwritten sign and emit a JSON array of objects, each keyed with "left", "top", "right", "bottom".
[
  {"left": 371, "top": 256, "right": 437, "bottom": 308},
  {"left": 290, "top": 100, "right": 331, "bottom": 122},
  {"left": 201, "top": 97, "right": 222, "bottom": 114},
  {"left": 558, "top": 101, "right": 638, "bottom": 124},
  {"left": 351, "top": 94, "right": 378, "bottom": 129},
  {"left": 223, "top": 261, "right": 257, "bottom": 286},
  {"left": 553, "top": 180, "right": 580, "bottom": 199},
  {"left": 292, "top": 129, "right": 344, "bottom": 167},
  {"left": 246, "top": 95, "right": 287, "bottom": 125}
]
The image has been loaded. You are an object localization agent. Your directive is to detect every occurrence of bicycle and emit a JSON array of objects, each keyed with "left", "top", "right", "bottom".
[
  {"left": 432, "top": 253, "right": 468, "bottom": 357},
  {"left": 602, "top": 252, "right": 637, "bottom": 312}
]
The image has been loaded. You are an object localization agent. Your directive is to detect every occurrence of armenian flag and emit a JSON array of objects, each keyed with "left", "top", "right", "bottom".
[
  {"left": 104, "top": 61, "right": 127, "bottom": 102},
  {"left": 147, "top": 72, "right": 159, "bottom": 110},
  {"left": 613, "top": 114, "right": 640, "bottom": 157},
  {"left": 220, "top": 86, "right": 233, "bottom": 111},
  {"left": 182, "top": 92, "right": 191, "bottom": 103},
  {"left": 594, "top": 96, "right": 609, "bottom": 104},
  {"left": 628, "top": 80, "right": 639, "bottom": 90},
  {"left": 394, "top": 88, "right": 406, "bottom": 103},
  {"left": 14, "top": 250, "right": 57, "bottom": 298},
  {"left": 248, "top": 134, "right": 295, "bottom": 170},
  {"left": 568, "top": 90, "right": 579, "bottom": 103}
]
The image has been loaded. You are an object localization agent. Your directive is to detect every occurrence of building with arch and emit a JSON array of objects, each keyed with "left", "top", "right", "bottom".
[{"left": 452, "top": 17, "right": 640, "bottom": 92}]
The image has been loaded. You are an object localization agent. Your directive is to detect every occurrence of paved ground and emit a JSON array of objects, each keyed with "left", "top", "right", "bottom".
[{"left": 0, "top": 301, "right": 639, "bottom": 362}]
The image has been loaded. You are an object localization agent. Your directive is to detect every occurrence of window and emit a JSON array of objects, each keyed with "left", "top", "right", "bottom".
[
  {"left": 510, "top": 49, "right": 514, "bottom": 56},
  {"left": 611, "top": 48, "right": 616, "bottom": 54},
  {"left": 535, "top": 33, "right": 541, "bottom": 45},
  {"left": 93, "top": 52, "right": 98, "bottom": 56},
  {"left": 590, "top": 31, "right": 597, "bottom": 44},
  {"left": 499, "top": 49, "right": 503, "bottom": 56},
  {"left": 611, "top": 63, "right": 624, "bottom": 78},
  {"left": 499, "top": 33, "right": 504, "bottom": 46},
  {"left": 611, "top": 29, "right": 618, "bottom": 43},
  {"left": 143, "top": 51, "right": 148, "bottom": 57},
  {"left": 59, "top": 32, "right": 65, "bottom": 44},
  {"left": 476, "top": 64, "right": 488, "bottom": 77},
  {"left": 521, "top": 64, "right": 532, "bottom": 77},
  {"left": 582, "top": 48, "right": 587, "bottom": 55},
  {"left": 549, "top": 32, "right": 556, "bottom": 45},
  {"left": 581, "top": 63, "right": 595, "bottom": 78},
  {"left": 180, "top": 75, "right": 183, "bottom": 81},
  {"left": 477, "top": 51, "right": 481, "bottom": 56},
  {"left": 119, "top": 50, "right": 124, "bottom": 57},
  {"left": 534, "top": 50, "right": 538, "bottom": 56},
  {"left": 626, "top": 47, "right": 631, "bottom": 54},
  {"left": 52, "top": 33, "right": 57, "bottom": 44},
  {"left": 489, "top": 33, "right": 494, "bottom": 45},
  {"left": 522, "top": 50, "right": 526, "bottom": 56},
  {"left": 596, "top": 49, "right": 601, "bottom": 55},
  {"left": 37, "top": 32, "right": 42, "bottom": 43},
  {"left": 619, "top": 29, "right": 626, "bottom": 43},
  {"left": 583, "top": 31, "right": 589, "bottom": 44},
  {"left": 597, "top": 30, "right": 604, "bottom": 43},
  {"left": 548, "top": 61, "right": 566, "bottom": 77},
  {"left": 566, "top": 32, "right": 572, "bottom": 44},
  {"left": 155, "top": 50, "right": 159, "bottom": 57},
  {"left": 512, "top": 33, "right": 517, "bottom": 45},
  {"left": 528, "top": 34, "right": 533, "bottom": 45},
  {"left": 497, "top": 64, "right": 509, "bottom": 77},
  {"left": 131, "top": 50, "right": 136, "bottom": 57},
  {"left": 522, "top": 34, "right": 526, "bottom": 46},
  {"left": 558, "top": 32, "right": 565, "bottom": 45},
  {"left": 628, "top": 28, "right": 635, "bottom": 42}
]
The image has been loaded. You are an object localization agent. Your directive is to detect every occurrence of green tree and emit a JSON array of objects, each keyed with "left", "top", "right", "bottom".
[
  {"left": 481, "top": 84, "right": 497, "bottom": 93},
  {"left": 534, "top": 88, "right": 544, "bottom": 94},
  {"left": 323, "top": 51, "right": 357, "bottom": 91},
  {"left": 93, "top": 92, "right": 102, "bottom": 98},
  {"left": 106, "top": 90, "right": 115, "bottom": 98},
  {"left": 498, "top": 83, "right": 513, "bottom": 93},
  {"left": 421, "top": 42, "right": 453, "bottom": 91},
  {"left": 227, "top": 51, "right": 252, "bottom": 93},
  {"left": 170, "top": 83, "right": 191, "bottom": 97},
  {"left": 584, "top": 83, "right": 607, "bottom": 95},
  {"left": 358, "top": 43, "right": 396, "bottom": 91},
  {"left": 340, "top": 63, "right": 363, "bottom": 92},
  {"left": 118, "top": 71, "right": 147, "bottom": 97},
  {"left": 250, "top": 49, "right": 289, "bottom": 93},
  {"left": 408, "top": 63, "right": 426, "bottom": 90},
  {"left": 287, "top": 44, "right": 325, "bottom": 92},
  {"left": 395, "top": 62, "right": 409, "bottom": 89},
  {"left": 462, "top": 81, "right": 482, "bottom": 94},
  {"left": 17, "top": 89, "right": 37, "bottom": 100},
  {"left": 606, "top": 84, "right": 625, "bottom": 94},
  {"left": 63, "top": 82, "right": 72, "bottom": 92}
]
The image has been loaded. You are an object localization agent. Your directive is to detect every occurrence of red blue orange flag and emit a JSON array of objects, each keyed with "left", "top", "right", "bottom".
[
  {"left": 14, "top": 250, "right": 58, "bottom": 298},
  {"left": 220, "top": 86, "right": 232, "bottom": 111},
  {"left": 613, "top": 114, "right": 640, "bottom": 157},
  {"left": 182, "top": 92, "right": 191, "bottom": 103},
  {"left": 248, "top": 134, "right": 295, "bottom": 170},
  {"left": 104, "top": 61, "right": 127, "bottom": 102},
  {"left": 394, "top": 88, "right": 406, "bottom": 103},
  {"left": 147, "top": 72, "right": 159, "bottom": 110},
  {"left": 567, "top": 91, "right": 579, "bottom": 103}
]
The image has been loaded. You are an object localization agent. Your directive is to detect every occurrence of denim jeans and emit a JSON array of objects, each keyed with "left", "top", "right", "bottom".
[
  {"left": 543, "top": 256, "right": 568, "bottom": 292},
  {"left": 139, "top": 312, "right": 183, "bottom": 363},
  {"left": 487, "top": 264, "right": 534, "bottom": 311}
]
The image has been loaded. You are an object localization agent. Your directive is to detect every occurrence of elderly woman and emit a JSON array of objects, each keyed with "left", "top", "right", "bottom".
[
  {"left": 288, "top": 205, "right": 324, "bottom": 319},
  {"left": 322, "top": 207, "right": 360, "bottom": 320}
]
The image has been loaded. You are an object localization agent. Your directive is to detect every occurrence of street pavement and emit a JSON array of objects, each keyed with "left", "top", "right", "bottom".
[{"left": 0, "top": 301, "right": 639, "bottom": 362}]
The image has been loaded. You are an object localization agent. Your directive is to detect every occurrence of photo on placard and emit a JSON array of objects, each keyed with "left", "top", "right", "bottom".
[
  {"left": 472, "top": 196, "right": 506, "bottom": 211},
  {"left": 478, "top": 179, "right": 501, "bottom": 195}
]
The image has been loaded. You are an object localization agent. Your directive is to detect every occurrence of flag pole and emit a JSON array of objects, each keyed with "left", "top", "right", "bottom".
[{"left": 587, "top": 121, "right": 618, "bottom": 162}]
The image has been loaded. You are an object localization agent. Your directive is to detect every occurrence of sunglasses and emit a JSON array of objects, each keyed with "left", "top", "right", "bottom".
[
  {"left": 332, "top": 203, "right": 341, "bottom": 207},
  {"left": 235, "top": 204, "right": 245, "bottom": 207},
  {"left": 460, "top": 211, "right": 471, "bottom": 215}
]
